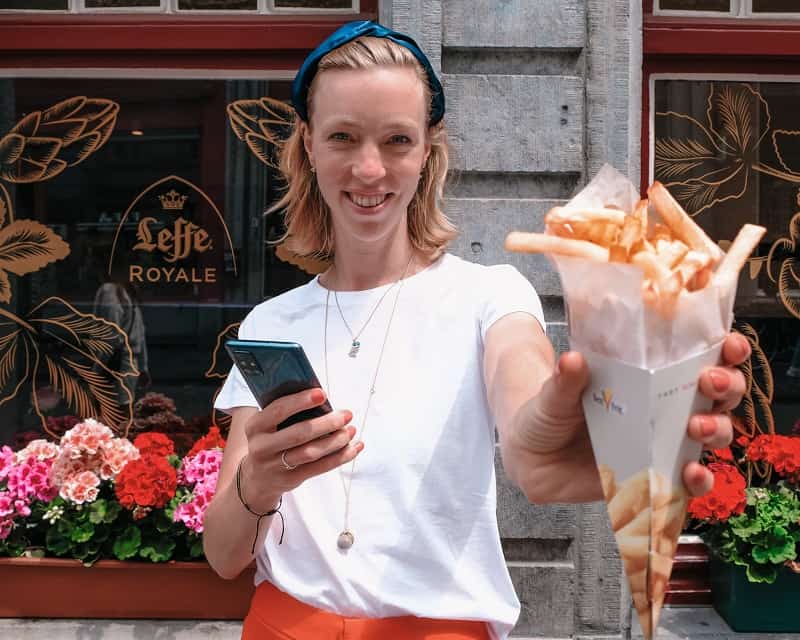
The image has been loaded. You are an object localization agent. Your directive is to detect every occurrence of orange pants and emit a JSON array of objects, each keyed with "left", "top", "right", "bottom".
[{"left": 241, "top": 580, "right": 491, "bottom": 640}]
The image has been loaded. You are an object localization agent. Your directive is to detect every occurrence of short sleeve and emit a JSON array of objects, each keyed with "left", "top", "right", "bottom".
[
  {"left": 479, "top": 264, "right": 546, "bottom": 341},
  {"left": 213, "top": 312, "right": 259, "bottom": 413}
]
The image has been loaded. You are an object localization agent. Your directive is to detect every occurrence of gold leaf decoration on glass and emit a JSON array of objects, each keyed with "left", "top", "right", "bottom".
[
  {"left": 655, "top": 83, "right": 771, "bottom": 216},
  {"left": 226, "top": 97, "right": 325, "bottom": 274},
  {"left": 732, "top": 322, "right": 775, "bottom": 440},
  {"left": 766, "top": 207, "right": 800, "bottom": 320},
  {"left": 205, "top": 322, "right": 241, "bottom": 431},
  {"left": 0, "top": 97, "right": 119, "bottom": 183}
]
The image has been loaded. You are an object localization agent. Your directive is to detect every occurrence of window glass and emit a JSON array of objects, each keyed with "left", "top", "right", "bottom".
[
  {"left": 0, "top": 0, "right": 67, "bottom": 8},
  {"left": 752, "top": 0, "right": 800, "bottom": 12},
  {"left": 658, "top": 0, "right": 730, "bottom": 10},
  {"left": 653, "top": 79, "right": 800, "bottom": 436},
  {"left": 177, "top": 0, "right": 257, "bottom": 8},
  {"left": 273, "top": 0, "right": 352, "bottom": 8},
  {"left": 85, "top": 0, "right": 160, "bottom": 7},
  {"left": 0, "top": 76, "right": 313, "bottom": 449}
]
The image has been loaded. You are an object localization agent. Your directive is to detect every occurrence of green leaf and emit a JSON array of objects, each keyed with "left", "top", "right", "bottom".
[
  {"left": 103, "top": 500, "right": 122, "bottom": 523},
  {"left": 45, "top": 528, "right": 71, "bottom": 556},
  {"left": 112, "top": 525, "right": 141, "bottom": 560},
  {"left": 188, "top": 536, "right": 204, "bottom": 559},
  {"left": 746, "top": 561, "right": 778, "bottom": 584},
  {"left": 139, "top": 536, "right": 176, "bottom": 563},
  {"left": 70, "top": 521, "right": 95, "bottom": 544},
  {"left": 88, "top": 499, "right": 107, "bottom": 524}
]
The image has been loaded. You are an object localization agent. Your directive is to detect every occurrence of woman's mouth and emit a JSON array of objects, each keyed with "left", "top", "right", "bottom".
[{"left": 347, "top": 192, "right": 392, "bottom": 210}]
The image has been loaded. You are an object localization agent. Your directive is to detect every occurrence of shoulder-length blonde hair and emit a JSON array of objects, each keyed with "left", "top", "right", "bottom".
[{"left": 270, "top": 36, "right": 456, "bottom": 262}]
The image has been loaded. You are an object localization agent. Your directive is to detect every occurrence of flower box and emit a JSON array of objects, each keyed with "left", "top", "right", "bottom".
[
  {"left": 710, "top": 552, "right": 800, "bottom": 633},
  {"left": 0, "top": 557, "right": 255, "bottom": 619}
]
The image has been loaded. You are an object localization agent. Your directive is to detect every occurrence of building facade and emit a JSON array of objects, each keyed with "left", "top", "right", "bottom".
[{"left": 1, "top": 1, "right": 798, "bottom": 638}]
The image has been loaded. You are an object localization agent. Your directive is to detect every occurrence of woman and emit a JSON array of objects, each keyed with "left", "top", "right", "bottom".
[{"left": 203, "top": 20, "right": 748, "bottom": 640}]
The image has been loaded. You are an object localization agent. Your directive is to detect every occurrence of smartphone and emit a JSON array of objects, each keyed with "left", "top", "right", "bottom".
[{"left": 225, "top": 339, "right": 333, "bottom": 430}]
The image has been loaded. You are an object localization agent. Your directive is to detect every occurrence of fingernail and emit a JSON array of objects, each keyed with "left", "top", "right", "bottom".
[
  {"left": 701, "top": 416, "right": 716, "bottom": 437},
  {"left": 709, "top": 371, "right": 729, "bottom": 392},
  {"left": 355, "top": 441, "right": 364, "bottom": 453},
  {"left": 347, "top": 426, "right": 357, "bottom": 438},
  {"left": 311, "top": 388, "right": 325, "bottom": 403}
]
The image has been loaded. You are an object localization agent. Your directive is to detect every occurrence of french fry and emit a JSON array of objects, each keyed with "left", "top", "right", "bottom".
[
  {"left": 647, "top": 181, "right": 723, "bottom": 265},
  {"left": 504, "top": 232, "right": 610, "bottom": 262},
  {"left": 712, "top": 223, "right": 767, "bottom": 287},
  {"left": 545, "top": 206, "right": 627, "bottom": 227},
  {"left": 607, "top": 468, "right": 650, "bottom": 531}
]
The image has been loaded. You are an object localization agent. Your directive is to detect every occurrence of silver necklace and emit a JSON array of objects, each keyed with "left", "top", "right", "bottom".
[
  {"left": 323, "top": 255, "right": 414, "bottom": 551},
  {"left": 332, "top": 255, "right": 413, "bottom": 357}
]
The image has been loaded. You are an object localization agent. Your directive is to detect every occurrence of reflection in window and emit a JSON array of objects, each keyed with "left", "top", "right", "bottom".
[
  {"left": 0, "top": 0, "right": 67, "bottom": 8},
  {"left": 752, "top": 0, "right": 800, "bottom": 12},
  {"left": 658, "top": 0, "right": 730, "bottom": 10},
  {"left": 177, "top": 0, "right": 256, "bottom": 8},
  {"left": 85, "top": 0, "right": 160, "bottom": 7},
  {"left": 274, "top": 0, "right": 352, "bottom": 8},
  {"left": 653, "top": 79, "right": 800, "bottom": 435},
  {"left": 0, "top": 77, "right": 311, "bottom": 446}
]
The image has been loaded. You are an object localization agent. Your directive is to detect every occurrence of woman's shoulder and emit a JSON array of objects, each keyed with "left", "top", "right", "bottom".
[
  {"left": 238, "top": 278, "right": 320, "bottom": 335},
  {"left": 439, "top": 252, "right": 528, "bottom": 284}
]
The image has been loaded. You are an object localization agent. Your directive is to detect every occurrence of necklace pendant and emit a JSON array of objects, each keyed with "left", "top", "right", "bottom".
[
  {"left": 337, "top": 530, "right": 355, "bottom": 550},
  {"left": 348, "top": 340, "right": 360, "bottom": 358}
]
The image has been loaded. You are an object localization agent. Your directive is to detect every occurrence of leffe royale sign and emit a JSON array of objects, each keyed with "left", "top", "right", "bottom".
[{"left": 109, "top": 175, "right": 237, "bottom": 285}]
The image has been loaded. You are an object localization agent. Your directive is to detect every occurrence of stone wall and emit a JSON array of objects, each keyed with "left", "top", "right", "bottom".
[{"left": 384, "top": 2, "right": 642, "bottom": 637}]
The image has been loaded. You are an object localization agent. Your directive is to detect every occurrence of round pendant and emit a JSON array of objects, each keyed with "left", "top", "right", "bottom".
[{"left": 337, "top": 530, "right": 354, "bottom": 550}]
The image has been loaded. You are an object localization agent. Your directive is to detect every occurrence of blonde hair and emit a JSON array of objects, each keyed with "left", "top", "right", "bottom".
[{"left": 270, "top": 36, "right": 456, "bottom": 261}]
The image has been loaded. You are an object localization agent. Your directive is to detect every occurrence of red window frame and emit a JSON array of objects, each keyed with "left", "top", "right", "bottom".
[
  {"left": 644, "top": 0, "right": 800, "bottom": 606},
  {"left": 0, "top": 1, "right": 377, "bottom": 71}
]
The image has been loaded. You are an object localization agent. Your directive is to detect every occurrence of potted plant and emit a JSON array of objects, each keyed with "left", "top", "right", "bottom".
[
  {"left": 0, "top": 419, "right": 254, "bottom": 619},
  {"left": 687, "top": 431, "right": 800, "bottom": 632}
]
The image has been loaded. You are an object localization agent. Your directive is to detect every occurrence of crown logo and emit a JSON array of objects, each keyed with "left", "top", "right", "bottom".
[{"left": 158, "top": 190, "right": 188, "bottom": 211}]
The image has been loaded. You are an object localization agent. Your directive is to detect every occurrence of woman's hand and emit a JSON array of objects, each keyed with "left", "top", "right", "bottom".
[
  {"left": 517, "top": 331, "right": 749, "bottom": 501},
  {"left": 239, "top": 388, "right": 362, "bottom": 513}
]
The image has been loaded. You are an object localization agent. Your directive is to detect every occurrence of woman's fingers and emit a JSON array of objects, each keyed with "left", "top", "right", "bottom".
[
  {"left": 281, "top": 425, "right": 357, "bottom": 470},
  {"left": 721, "top": 331, "right": 751, "bottom": 367},
  {"left": 687, "top": 413, "right": 733, "bottom": 450},
  {"left": 697, "top": 365, "right": 747, "bottom": 413},
  {"left": 682, "top": 460, "right": 714, "bottom": 497}
]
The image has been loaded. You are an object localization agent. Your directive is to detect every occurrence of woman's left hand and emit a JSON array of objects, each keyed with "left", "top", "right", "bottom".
[{"left": 682, "top": 331, "right": 750, "bottom": 497}]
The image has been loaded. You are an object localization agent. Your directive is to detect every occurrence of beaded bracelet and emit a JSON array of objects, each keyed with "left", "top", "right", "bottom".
[{"left": 235, "top": 456, "right": 285, "bottom": 554}]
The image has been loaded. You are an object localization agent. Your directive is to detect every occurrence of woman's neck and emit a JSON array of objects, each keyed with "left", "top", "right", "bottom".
[{"left": 323, "top": 248, "right": 418, "bottom": 292}]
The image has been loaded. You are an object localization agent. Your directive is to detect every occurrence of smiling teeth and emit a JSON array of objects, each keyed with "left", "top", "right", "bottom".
[{"left": 350, "top": 194, "right": 388, "bottom": 208}]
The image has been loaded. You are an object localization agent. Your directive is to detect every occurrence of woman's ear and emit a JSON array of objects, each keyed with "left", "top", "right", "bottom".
[{"left": 302, "top": 122, "right": 314, "bottom": 166}]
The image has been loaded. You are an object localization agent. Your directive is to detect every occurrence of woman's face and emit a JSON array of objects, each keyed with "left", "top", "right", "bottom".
[{"left": 303, "top": 65, "right": 431, "bottom": 250}]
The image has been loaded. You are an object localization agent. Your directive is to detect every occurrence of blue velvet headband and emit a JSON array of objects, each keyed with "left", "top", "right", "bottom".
[{"left": 291, "top": 20, "right": 445, "bottom": 126}]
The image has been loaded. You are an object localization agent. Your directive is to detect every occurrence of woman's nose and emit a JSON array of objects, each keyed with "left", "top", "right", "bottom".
[{"left": 352, "top": 143, "right": 386, "bottom": 181}]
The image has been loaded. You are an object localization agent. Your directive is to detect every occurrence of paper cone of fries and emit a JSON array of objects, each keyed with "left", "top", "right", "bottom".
[{"left": 505, "top": 164, "right": 766, "bottom": 639}]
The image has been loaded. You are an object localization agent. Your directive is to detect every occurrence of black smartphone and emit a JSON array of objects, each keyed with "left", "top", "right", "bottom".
[{"left": 225, "top": 339, "right": 333, "bottom": 430}]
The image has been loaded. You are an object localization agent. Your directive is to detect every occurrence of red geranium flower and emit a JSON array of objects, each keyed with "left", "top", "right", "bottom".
[
  {"left": 114, "top": 454, "right": 177, "bottom": 509},
  {"left": 133, "top": 432, "right": 175, "bottom": 458},
  {"left": 746, "top": 434, "right": 800, "bottom": 483},
  {"left": 187, "top": 426, "right": 226, "bottom": 458},
  {"left": 712, "top": 447, "right": 734, "bottom": 462},
  {"left": 688, "top": 462, "right": 746, "bottom": 523}
]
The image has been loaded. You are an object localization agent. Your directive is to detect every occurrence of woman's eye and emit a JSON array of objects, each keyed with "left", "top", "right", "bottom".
[
  {"left": 329, "top": 132, "right": 351, "bottom": 142},
  {"left": 388, "top": 135, "right": 411, "bottom": 144}
]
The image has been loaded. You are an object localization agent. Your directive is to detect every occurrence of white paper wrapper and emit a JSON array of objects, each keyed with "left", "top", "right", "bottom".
[{"left": 551, "top": 164, "right": 736, "bottom": 369}]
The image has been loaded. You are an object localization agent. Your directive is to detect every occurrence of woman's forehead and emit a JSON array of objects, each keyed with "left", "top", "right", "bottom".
[{"left": 311, "top": 66, "right": 427, "bottom": 126}]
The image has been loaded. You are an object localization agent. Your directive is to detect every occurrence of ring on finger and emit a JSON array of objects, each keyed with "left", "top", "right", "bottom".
[{"left": 281, "top": 450, "right": 297, "bottom": 471}]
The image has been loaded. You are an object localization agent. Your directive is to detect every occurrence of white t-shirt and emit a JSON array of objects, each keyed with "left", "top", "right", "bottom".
[{"left": 215, "top": 253, "right": 545, "bottom": 640}]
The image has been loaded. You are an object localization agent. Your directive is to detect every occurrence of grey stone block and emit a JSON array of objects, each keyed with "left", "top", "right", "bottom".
[
  {"left": 510, "top": 563, "right": 575, "bottom": 638},
  {"left": 444, "top": 198, "right": 564, "bottom": 296},
  {"left": 0, "top": 620, "right": 242, "bottom": 639},
  {"left": 389, "top": 0, "right": 443, "bottom": 72},
  {"left": 631, "top": 606, "right": 800, "bottom": 639},
  {"left": 443, "top": 75, "right": 583, "bottom": 174},
  {"left": 442, "top": 0, "right": 585, "bottom": 49}
]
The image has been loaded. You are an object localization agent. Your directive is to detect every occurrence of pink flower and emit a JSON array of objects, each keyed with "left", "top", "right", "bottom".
[
  {"left": 0, "top": 446, "right": 14, "bottom": 481},
  {"left": 178, "top": 449, "right": 222, "bottom": 486},
  {"left": 61, "top": 418, "right": 114, "bottom": 457},
  {"left": 15, "top": 439, "right": 59, "bottom": 464},
  {"left": 7, "top": 457, "right": 57, "bottom": 503},
  {"left": 60, "top": 470, "right": 100, "bottom": 504},
  {"left": 98, "top": 438, "right": 139, "bottom": 480},
  {"left": 174, "top": 472, "right": 219, "bottom": 533},
  {"left": 0, "top": 519, "right": 13, "bottom": 540}
]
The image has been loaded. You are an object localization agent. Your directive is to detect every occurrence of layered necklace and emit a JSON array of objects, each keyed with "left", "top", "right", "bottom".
[{"left": 323, "top": 253, "right": 414, "bottom": 550}]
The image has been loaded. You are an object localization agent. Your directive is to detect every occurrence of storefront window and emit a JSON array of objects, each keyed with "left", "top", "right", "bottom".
[
  {"left": 0, "top": 0, "right": 67, "bottom": 9},
  {"left": 177, "top": 0, "right": 256, "bottom": 9},
  {"left": 85, "top": 0, "right": 161, "bottom": 7},
  {"left": 0, "top": 75, "right": 315, "bottom": 449},
  {"left": 657, "top": 0, "right": 730, "bottom": 10},
  {"left": 652, "top": 77, "right": 800, "bottom": 436}
]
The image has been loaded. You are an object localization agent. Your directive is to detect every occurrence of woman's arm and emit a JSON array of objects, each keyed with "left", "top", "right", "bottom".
[{"left": 484, "top": 313, "right": 749, "bottom": 504}]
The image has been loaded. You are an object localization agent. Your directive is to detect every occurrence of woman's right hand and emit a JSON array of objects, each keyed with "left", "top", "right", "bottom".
[{"left": 238, "top": 387, "right": 362, "bottom": 513}]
